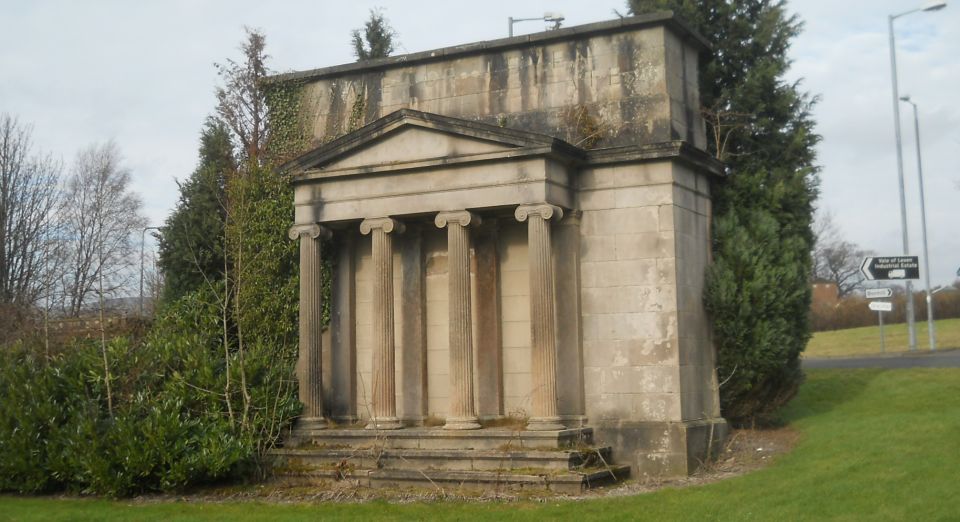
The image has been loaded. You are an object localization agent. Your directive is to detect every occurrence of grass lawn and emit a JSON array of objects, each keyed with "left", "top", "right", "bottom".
[
  {"left": 805, "top": 317, "right": 960, "bottom": 358},
  {"left": 3, "top": 367, "right": 960, "bottom": 521}
]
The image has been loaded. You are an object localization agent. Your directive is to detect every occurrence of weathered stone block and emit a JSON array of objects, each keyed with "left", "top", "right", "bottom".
[
  {"left": 581, "top": 259, "right": 660, "bottom": 289},
  {"left": 615, "top": 232, "right": 675, "bottom": 260},
  {"left": 578, "top": 189, "right": 616, "bottom": 210},
  {"left": 580, "top": 234, "right": 617, "bottom": 262}
]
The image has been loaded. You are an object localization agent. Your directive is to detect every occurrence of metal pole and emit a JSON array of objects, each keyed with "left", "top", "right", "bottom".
[
  {"left": 904, "top": 100, "right": 936, "bottom": 351},
  {"left": 139, "top": 229, "right": 146, "bottom": 316},
  {"left": 139, "top": 226, "right": 159, "bottom": 316},
  {"left": 508, "top": 17, "right": 514, "bottom": 37},
  {"left": 887, "top": 14, "right": 917, "bottom": 351},
  {"left": 879, "top": 311, "right": 886, "bottom": 353}
]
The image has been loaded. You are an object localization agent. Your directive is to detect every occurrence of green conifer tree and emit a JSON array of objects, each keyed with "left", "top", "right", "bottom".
[
  {"left": 627, "top": 0, "right": 820, "bottom": 422},
  {"left": 351, "top": 8, "right": 397, "bottom": 61},
  {"left": 157, "top": 118, "right": 234, "bottom": 302}
]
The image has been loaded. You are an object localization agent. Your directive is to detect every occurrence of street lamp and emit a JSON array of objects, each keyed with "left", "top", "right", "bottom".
[
  {"left": 140, "top": 226, "right": 160, "bottom": 316},
  {"left": 887, "top": 0, "right": 946, "bottom": 351},
  {"left": 508, "top": 12, "right": 565, "bottom": 37},
  {"left": 900, "top": 95, "right": 936, "bottom": 351}
]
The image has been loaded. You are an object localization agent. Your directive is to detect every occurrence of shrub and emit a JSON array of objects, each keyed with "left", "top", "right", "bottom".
[
  {"left": 705, "top": 207, "right": 810, "bottom": 424},
  {"left": 0, "top": 281, "right": 300, "bottom": 497}
]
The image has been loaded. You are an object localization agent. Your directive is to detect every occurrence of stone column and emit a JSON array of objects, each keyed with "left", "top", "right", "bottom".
[
  {"left": 435, "top": 211, "right": 482, "bottom": 430},
  {"left": 360, "top": 217, "right": 405, "bottom": 430},
  {"left": 288, "top": 223, "right": 332, "bottom": 431},
  {"left": 331, "top": 232, "right": 357, "bottom": 423},
  {"left": 515, "top": 204, "right": 565, "bottom": 431},
  {"left": 555, "top": 211, "right": 586, "bottom": 427},
  {"left": 474, "top": 220, "right": 503, "bottom": 419}
]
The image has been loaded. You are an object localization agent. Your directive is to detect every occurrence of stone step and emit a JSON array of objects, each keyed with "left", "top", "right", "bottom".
[
  {"left": 283, "top": 426, "right": 594, "bottom": 450},
  {"left": 271, "top": 446, "right": 614, "bottom": 472},
  {"left": 273, "top": 465, "right": 631, "bottom": 495}
]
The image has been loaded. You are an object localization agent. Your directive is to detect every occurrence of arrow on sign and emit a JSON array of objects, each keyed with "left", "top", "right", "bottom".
[
  {"left": 865, "top": 288, "right": 893, "bottom": 299},
  {"left": 869, "top": 301, "right": 893, "bottom": 312}
]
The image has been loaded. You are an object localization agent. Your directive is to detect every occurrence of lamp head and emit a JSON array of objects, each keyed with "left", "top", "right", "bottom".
[
  {"left": 900, "top": 95, "right": 912, "bottom": 102},
  {"left": 922, "top": 1, "right": 947, "bottom": 11}
]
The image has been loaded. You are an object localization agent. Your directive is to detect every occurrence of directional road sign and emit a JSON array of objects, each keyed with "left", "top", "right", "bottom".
[
  {"left": 869, "top": 301, "right": 893, "bottom": 312},
  {"left": 860, "top": 256, "right": 920, "bottom": 281},
  {"left": 865, "top": 288, "right": 894, "bottom": 299}
]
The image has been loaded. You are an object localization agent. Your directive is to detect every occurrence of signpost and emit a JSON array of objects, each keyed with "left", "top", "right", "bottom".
[
  {"left": 862, "top": 256, "right": 919, "bottom": 352},
  {"left": 860, "top": 256, "right": 920, "bottom": 281},
  {"left": 865, "top": 288, "right": 894, "bottom": 299},
  {"left": 867, "top": 301, "right": 894, "bottom": 353}
]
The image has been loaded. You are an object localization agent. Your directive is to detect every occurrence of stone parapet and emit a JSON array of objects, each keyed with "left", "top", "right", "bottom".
[{"left": 270, "top": 13, "right": 708, "bottom": 151}]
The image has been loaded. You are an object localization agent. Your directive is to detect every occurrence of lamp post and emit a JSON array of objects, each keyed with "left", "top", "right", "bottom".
[
  {"left": 900, "top": 95, "right": 936, "bottom": 351},
  {"left": 139, "top": 226, "right": 160, "bottom": 316},
  {"left": 887, "top": 1, "right": 946, "bottom": 351},
  {"left": 508, "top": 12, "right": 564, "bottom": 37}
]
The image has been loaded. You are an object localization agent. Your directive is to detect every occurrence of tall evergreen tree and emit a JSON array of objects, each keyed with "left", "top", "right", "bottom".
[
  {"left": 157, "top": 118, "right": 233, "bottom": 302},
  {"left": 351, "top": 8, "right": 397, "bottom": 61},
  {"left": 628, "top": 0, "right": 820, "bottom": 422}
]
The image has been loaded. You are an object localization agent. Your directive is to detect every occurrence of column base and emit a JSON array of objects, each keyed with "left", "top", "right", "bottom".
[
  {"left": 560, "top": 415, "right": 589, "bottom": 428},
  {"left": 443, "top": 416, "right": 481, "bottom": 430},
  {"left": 526, "top": 416, "right": 565, "bottom": 431},
  {"left": 365, "top": 417, "right": 403, "bottom": 430},
  {"left": 296, "top": 416, "right": 328, "bottom": 431}
]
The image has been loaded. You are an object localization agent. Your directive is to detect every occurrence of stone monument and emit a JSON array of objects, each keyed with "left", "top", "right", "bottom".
[{"left": 270, "top": 11, "right": 727, "bottom": 488}]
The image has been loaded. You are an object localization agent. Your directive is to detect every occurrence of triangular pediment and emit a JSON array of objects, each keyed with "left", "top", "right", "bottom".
[{"left": 284, "top": 109, "right": 572, "bottom": 176}]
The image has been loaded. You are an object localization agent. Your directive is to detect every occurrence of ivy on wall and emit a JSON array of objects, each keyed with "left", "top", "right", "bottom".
[{"left": 264, "top": 79, "right": 311, "bottom": 163}]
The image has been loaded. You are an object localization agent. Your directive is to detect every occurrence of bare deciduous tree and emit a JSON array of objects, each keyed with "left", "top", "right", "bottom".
[
  {"left": 215, "top": 27, "right": 270, "bottom": 165},
  {"left": 59, "top": 142, "right": 146, "bottom": 317},
  {"left": 812, "top": 210, "right": 868, "bottom": 298},
  {"left": 0, "top": 114, "right": 62, "bottom": 309}
]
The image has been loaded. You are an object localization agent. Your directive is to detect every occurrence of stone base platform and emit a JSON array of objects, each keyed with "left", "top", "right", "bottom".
[
  {"left": 282, "top": 426, "right": 596, "bottom": 450},
  {"left": 271, "top": 466, "right": 630, "bottom": 494},
  {"left": 271, "top": 427, "right": 630, "bottom": 493}
]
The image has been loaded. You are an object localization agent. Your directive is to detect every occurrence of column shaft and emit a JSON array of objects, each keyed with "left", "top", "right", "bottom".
[
  {"left": 516, "top": 205, "right": 565, "bottom": 431},
  {"left": 436, "top": 211, "right": 481, "bottom": 430},
  {"left": 361, "top": 218, "right": 404, "bottom": 430},
  {"left": 288, "top": 223, "right": 331, "bottom": 431}
]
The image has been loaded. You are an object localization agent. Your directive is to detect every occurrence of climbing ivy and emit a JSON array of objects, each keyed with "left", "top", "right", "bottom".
[
  {"left": 264, "top": 79, "right": 311, "bottom": 163},
  {"left": 347, "top": 87, "right": 367, "bottom": 133}
]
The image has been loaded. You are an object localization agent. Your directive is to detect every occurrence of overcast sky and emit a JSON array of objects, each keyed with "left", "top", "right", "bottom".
[{"left": 2, "top": 0, "right": 957, "bottom": 286}]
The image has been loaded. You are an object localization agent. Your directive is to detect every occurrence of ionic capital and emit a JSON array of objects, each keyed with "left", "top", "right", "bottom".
[
  {"left": 435, "top": 210, "right": 482, "bottom": 229},
  {"left": 288, "top": 223, "right": 332, "bottom": 241},
  {"left": 360, "top": 217, "right": 406, "bottom": 235},
  {"left": 515, "top": 204, "right": 564, "bottom": 223}
]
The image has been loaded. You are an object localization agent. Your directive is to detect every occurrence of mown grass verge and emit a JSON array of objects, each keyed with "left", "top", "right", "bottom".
[
  {"left": 806, "top": 317, "right": 960, "bottom": 357},
  {"left": 3, "top": 368, "right": 959, "bottom": 521}
]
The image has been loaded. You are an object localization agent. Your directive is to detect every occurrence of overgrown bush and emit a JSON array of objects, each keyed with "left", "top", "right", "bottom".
[{"left": 0, "top": 282, "right": 301, "bottom": 497}]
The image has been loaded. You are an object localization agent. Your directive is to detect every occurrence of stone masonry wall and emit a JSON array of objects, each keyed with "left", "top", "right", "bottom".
[
  {"left": 276, "top": 15, "right": 706, "bottom": 151},
  {"left": 578, "top": 160, "right": 682, "bottom": 425}
]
